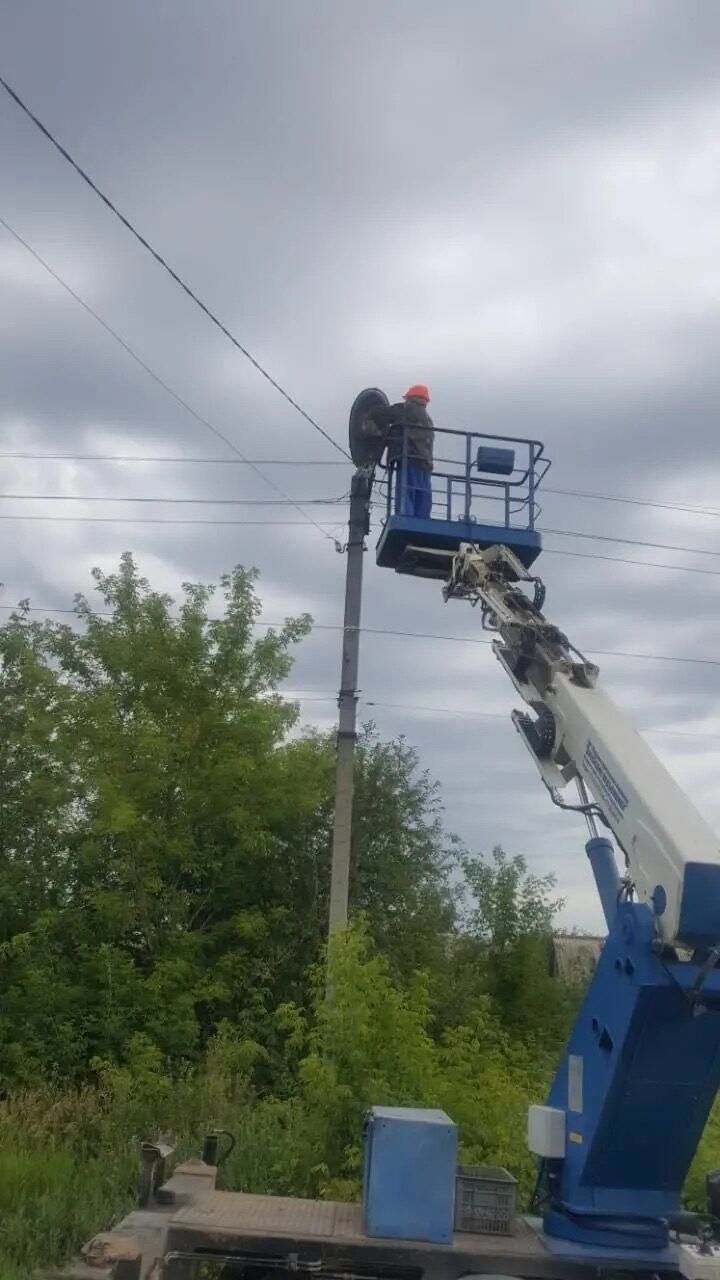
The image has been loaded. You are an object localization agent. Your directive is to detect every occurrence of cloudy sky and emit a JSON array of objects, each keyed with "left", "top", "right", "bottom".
[{"left": 2, "top": 1, "right": 720, "bottom": 931}]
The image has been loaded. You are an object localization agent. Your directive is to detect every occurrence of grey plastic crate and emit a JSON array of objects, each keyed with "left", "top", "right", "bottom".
[{"left": 454, "top": 1165, "right": 517, "bottom": 1235}]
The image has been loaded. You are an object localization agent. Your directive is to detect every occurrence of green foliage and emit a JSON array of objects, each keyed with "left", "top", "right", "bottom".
[
  {"left": 283, "top": 923, "right": 551, "bottom": 1201},
  {"left": 13, "top": 555, "right": 699, "bottom": 1276},
  {"left": 0, "top": 559, "right": 459, "bottom": 1087},
  {"left": 297, "top": 926, "right": 438, "bottom": 1193},
  {"left": 0, "top": 923, "right": 552, "bottom": 1274},
  {"left": 2, "top": 920, "right": 720, "bottom": 1276},
  {"left": 463, "top": 845, "right": 563, "bottom": 945},
  {"left": 0, "top": 556, "right": 322, "bottom": 1082},
  {"left": 453, "top": 846, "right": 575, "bottom": 1048},
  {"left": 350, "top": 731, "right": 458, "bottom": 976}
]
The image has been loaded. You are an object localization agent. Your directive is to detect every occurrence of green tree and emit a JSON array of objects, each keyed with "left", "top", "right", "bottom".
[
  {"left": 454, "top": 846, "right": 571, "bottom": 1047},
  {"left": 0, "top": 555, "right": 319, "bottom": 1079},
  {"left": 291, "top": 923, "right": 548, "bottom": 1200},
  {"left": 0, "top": 557, "right": 459, "bottom": 1084},
  {"left": 259, "top": 724, "right": 459, "bottom": 993},
  {"left": 350, "top": 728, "right": 458, "bottom": 976}
]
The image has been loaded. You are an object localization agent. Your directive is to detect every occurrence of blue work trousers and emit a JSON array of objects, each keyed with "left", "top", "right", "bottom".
[{"left": 394, "top": 464, "right": 432, "bottom": 518}]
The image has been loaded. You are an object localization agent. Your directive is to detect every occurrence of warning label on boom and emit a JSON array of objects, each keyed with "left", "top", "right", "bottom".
[{"left": 583, "top": 740, "right": 629, "bottom": 825}]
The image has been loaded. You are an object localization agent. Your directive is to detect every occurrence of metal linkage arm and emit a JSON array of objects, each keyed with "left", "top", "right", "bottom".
[{"left": 445, "top": 544, "right": 720, "bottom": 950}]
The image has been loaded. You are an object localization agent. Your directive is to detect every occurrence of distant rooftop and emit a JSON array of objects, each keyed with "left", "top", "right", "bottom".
[{"left": 550, "top": 934, "right": 604, "bottom": 982}]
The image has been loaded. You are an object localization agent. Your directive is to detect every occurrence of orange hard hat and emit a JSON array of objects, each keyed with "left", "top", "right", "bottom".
[{"left": 404, "top": 384, "right": 430, "bottom": 403}]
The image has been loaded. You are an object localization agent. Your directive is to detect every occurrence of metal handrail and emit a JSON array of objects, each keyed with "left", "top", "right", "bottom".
[{"left": 378, "top": 423, "right": 549, "bottom": 532}]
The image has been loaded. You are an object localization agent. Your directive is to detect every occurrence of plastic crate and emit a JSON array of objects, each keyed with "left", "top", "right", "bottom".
[{"left": 454, "top": 1165, "right": 517, "bottom": 1235}]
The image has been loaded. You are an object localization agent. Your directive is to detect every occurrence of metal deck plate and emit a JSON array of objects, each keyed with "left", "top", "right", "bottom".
[
  {"left": 169, "top": 1191, "right": 549, "bottom": 1259},
  {"left": 171, "top": 1192, "right": 362, "bottom": 1240},
  {"left": 166, "top": 1192, "right": 681, "bottom": 1280}
]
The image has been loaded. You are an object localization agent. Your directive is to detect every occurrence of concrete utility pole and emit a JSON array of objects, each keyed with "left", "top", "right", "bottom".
[{"left": 327, "top": 467, "right": 372, "bottom": 935}]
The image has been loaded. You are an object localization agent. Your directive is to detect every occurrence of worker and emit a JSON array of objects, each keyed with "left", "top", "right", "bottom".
[{"left": 364, "top": 384, "right": 434, "bottom": 518}]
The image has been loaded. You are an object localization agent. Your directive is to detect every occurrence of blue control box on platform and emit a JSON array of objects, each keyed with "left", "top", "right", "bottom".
[{"left": 363, "top": 1106, "right": 458, "bottom": 1244}]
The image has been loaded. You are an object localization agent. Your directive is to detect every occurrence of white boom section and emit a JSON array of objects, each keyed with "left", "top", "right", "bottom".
[{"left": 445, "top": 544, "right": 720, "bottom": 948}]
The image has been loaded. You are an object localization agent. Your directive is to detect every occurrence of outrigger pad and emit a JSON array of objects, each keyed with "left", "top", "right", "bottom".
[{"left": 349, "top": 387, "right": 389, "bottom": 467}]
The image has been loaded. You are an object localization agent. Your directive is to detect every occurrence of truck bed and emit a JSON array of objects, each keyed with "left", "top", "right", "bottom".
[
  {"left": 167, "top": 1189, "right": 558, "bottom": 1277},
  {"left": 56, "top": 1160, "right": 681, "bottom": 1280}
]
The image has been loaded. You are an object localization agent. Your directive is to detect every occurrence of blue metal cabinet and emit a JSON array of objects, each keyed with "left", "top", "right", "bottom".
[{"left": 363, "top": 1106, "right": 458, "bottom": 1244}]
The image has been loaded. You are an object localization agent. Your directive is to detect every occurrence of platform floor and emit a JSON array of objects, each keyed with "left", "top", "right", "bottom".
[
  {"left": 375, "top": 515, "right": 542, "bottom": 577},
  {"left": 165, "top": 1190, "right": 663, "bottom": 1280}
]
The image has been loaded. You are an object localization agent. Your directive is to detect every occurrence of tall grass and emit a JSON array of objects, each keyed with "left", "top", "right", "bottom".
[{"left": 0, "top": 1072, "right": 313, "bottom": 1277}]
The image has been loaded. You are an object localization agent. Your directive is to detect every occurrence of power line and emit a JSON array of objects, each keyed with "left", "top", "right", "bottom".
[
  {"left": 241, "top": 690, "right": 720, "bottom": 742},
  {"left": 0, "top": 618, "right": 715, "bottom": 736},
  {"left": 1, "top": 510, "right": 717, "bottom": 582},
  {"left": 0, "top": 492, "right": 348, "bottom": 506},
  {"left": 2, "top": 489, "right": 720, "bottom": 567},
  {"left": 360, "top": 701, "right": 720, "bottom": 742},
  {"left": 0, "top": 76, "right": 349, "bottom": 461},
  {"left": 0, "top": 498, "right": 715, "bottom": 565},
  {"left": 286, "top": 693, "right": 507, "bottom": 722},
  {"left": 0, "top": 225, "right": 712, "bottom": 550},
  {"left": 5, "top": 556, "right": 719, "bottom": 728},
  {"left": 2, "top": 605, "right": 719, "bottom": 670},
  {"left": 541, "top": 526, "right": 720, "bottom": 560},
  {"left": 546, "top": 486, "right": 720, "bottom": 519},
  {"left": 358, "top": 625, "right": 720, "bottom": 670},
  {"left": 0, "top": 581, "right": 717, "bottom": 734},
  {"left": 0, "top": 451, "right": 346, "bottom": 466},
  {"left": 0, "top": 515, "right": 338, "bottom": 526},
  {"left": 1, "top": 480, "right": 720, "bottom": 561},
  {"left": 2, "top": 466, "right": 720, "bottom": 562},
  {"left": 0, "top": 214, "right": 339, "bottom": 545},
  {"left": 2, "top": 453, "right": 720, "bottom": 527},
  {"left": 542, "top": 546, "right": 720, "bottom": 578}
]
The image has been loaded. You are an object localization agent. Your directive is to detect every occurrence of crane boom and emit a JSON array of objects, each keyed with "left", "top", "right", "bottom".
[
  {"left": 445, "top": 543, "right": 720, "bottom": 950},
  {"left": 443, "top": 542, "right": 720, "bottom": 1254}
]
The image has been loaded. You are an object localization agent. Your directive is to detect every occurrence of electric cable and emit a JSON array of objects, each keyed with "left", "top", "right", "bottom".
[
  {"left": 542, "top": 547, "right": 720, "bottom": 579},
  {"left": 0, "top": 76, "right": 349, "bottom": 460},
  {"left": 0, "top": 213, "right": 341, "bottom": 544},
  {"left": 2, "top": 455, "right": 720, "bottom": 527},
  {"left": 545, "top": 486, "right": 720, "bottom": 520},
  {"left": 3, "top": 221, "right": 718, "bottom": 561},
  {"left": 0, "top": 451, "right": 346, "bottom": 466},
  {"left": 0, "top": 515, "right": 341, "bottom": 526},
  {"left": 0, "top": 493, "right": 348, "bottom": 506},
  {"left": 254, "top": 692, "right": 720, "bottom": 742},
  {"left": 0, "top": 509, "right": 716, "bottom": 582},
  {"left": 2, "top": 455, "right": 719, "bottom": 522},
  {"left": 541, "top": 526, "right": 720, "bottom": 560},
  {"left": 2, "top": 605, "right": 719, "bottom": 670}
]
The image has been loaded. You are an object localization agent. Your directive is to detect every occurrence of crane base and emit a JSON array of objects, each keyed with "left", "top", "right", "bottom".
[{"left": 543, "top": 1206, "right": 668, "bottom": 1251}]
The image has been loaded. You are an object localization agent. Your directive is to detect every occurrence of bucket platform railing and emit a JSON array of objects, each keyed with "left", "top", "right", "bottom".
[{"left": 375, "top": 425, "right": 550, "bottom": 578}]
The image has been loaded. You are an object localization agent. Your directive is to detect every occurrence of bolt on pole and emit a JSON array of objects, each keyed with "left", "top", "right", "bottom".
[{"left": 328, "top": 468, "right": 372, "bottom": 936}]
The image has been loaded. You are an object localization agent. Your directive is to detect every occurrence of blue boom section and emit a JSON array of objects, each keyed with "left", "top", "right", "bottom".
[{"left": 544, "top": 901, "right": 720, "bottom": 1249}]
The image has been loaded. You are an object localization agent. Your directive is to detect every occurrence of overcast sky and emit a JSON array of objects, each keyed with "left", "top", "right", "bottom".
[{"left": 2, "top": 1, "right": 720, "bottom": 931}]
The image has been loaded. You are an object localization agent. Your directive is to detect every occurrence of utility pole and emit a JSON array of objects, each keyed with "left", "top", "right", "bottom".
[{"left": 327, "top": 467, "right": 372, "bottom": 935}]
